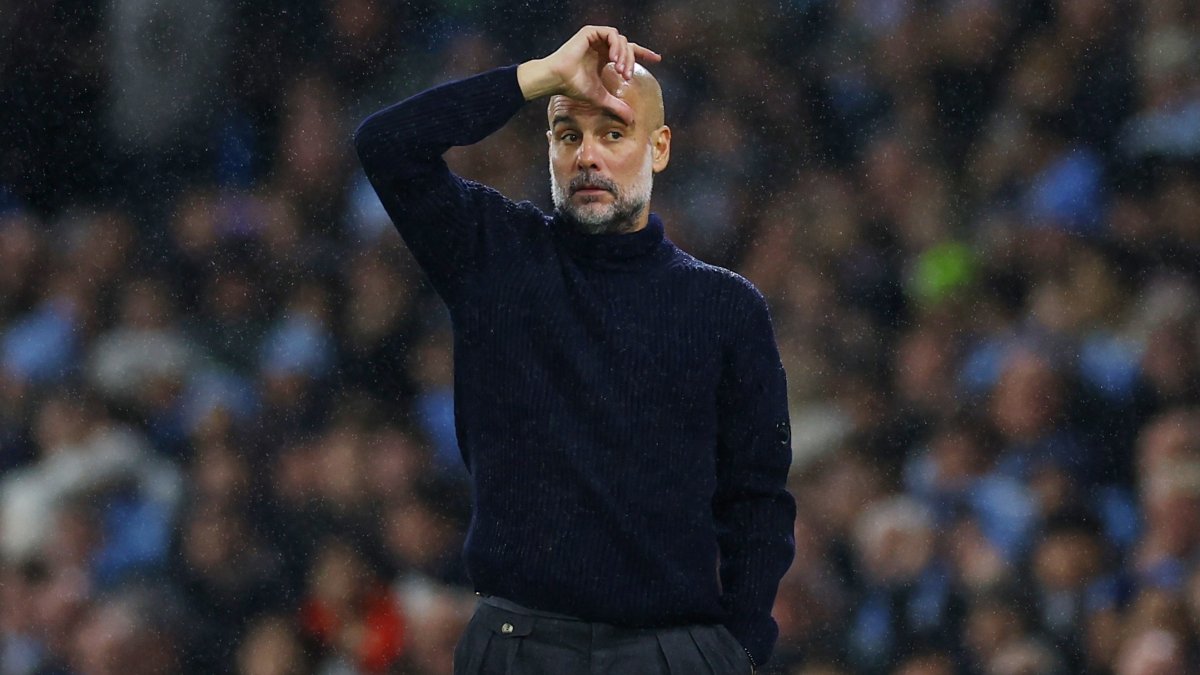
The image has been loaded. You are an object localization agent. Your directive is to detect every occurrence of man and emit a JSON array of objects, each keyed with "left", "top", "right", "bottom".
[{"left": 354, "top": 25, "right": 795, "bottom": 674}]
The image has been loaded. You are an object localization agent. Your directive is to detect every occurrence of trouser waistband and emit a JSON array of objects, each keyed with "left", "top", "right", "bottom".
[{"left": 478, "top": 594, "right": 586, "bottom": 621}]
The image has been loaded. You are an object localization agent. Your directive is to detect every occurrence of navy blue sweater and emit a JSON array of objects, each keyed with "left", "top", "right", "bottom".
[{"left": 353, "top": 65, "right": 795, "bottom": 665}]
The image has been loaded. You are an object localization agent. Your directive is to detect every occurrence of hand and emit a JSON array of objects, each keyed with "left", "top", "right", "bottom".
[{"left": 518, "top": 26, "right": 661, "bottom": 122}]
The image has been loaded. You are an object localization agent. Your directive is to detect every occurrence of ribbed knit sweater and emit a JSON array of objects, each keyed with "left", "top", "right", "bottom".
[{"left": 353, "top": 65, "right": 796, "bottom": 666}]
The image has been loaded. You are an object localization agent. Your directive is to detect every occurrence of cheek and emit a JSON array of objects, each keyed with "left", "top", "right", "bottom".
[
  {"left": 616, "top": 148, "right": 643, "bottom": 170},
  {"left": 608, "top": 154, "right": 643, "bottom": 184},
  {"left": 549, "top": 151, "right": 573, "bottom": 178}
]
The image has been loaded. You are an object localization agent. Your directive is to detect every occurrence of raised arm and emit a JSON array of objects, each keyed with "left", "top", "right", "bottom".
[{"left": 352, "top": 65, "right": 527, "bottom": 304}]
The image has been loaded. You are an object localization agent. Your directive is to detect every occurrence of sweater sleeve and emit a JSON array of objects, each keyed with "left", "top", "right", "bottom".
[
  {"left": 714, "top": 285, "right": 797, "bottom": 668},
  {"left": 352, "top": 65, "right": 528, "bottom": 305}
]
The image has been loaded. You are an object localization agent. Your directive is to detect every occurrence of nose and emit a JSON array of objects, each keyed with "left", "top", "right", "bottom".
[{"left": 575, "top": 136, "right": 600, "bottom": 171}]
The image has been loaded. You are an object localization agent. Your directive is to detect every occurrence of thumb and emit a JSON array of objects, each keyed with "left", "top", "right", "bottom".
[{"left": 600, "top": 94, "right": 635, "bottom": 125}]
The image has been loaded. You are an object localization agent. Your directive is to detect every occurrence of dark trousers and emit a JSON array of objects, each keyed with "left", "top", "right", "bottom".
[{"left": 453, "top": 596, "right": 754, "bottom": 675}]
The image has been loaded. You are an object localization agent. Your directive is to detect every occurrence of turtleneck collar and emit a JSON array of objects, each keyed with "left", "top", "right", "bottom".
[{"left": 551, "top": 212, "right": 672, "bottom": 270}]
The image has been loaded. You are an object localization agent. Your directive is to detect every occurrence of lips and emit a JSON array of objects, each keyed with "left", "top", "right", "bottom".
[{"left": 573, "top": 187, "right": 611, "bottom": 195}]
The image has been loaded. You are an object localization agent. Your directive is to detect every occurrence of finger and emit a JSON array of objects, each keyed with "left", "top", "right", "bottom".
[
  {"left": 630, "top": 43, "right": 662, "bottom": 63},
  {"left": 605, "top": 28, "right": 622, "bottom": 65},
  {"left": 615, "top": 34, "right": 629, "bottom": 78},
  {"left": 600, "top": 62, "right": 625, "bottom": 96},
  {"left": 624, "top": 43, "right": 636, "bottom": 79}
]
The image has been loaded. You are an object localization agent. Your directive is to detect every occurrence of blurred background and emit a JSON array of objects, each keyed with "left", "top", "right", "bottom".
[{"left": 3, "top": 0, "right": 1200, "bottom": 673}]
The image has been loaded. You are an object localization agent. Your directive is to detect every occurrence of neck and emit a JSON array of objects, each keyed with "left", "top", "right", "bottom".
[{"left": 550, "top": 211, "right": 668, "bottom": 267}]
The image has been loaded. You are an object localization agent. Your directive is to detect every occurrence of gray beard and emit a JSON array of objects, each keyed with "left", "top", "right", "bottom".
[
  {"left": 550, "top": 146, "right": 654, "bottom": 235},
  {"left": 555, "top": 200, "right": 647, "bottom": 235}
]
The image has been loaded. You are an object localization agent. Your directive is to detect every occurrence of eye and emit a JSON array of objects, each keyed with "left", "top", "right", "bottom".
[
  {"left": 606, "top": 130, "right": 623, "bottom": 141},
  {"left": 559, "top": 131, "right": 580, "bottom": 143}
]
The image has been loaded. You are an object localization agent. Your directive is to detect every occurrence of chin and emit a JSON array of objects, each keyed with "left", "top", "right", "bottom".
[
  {"left": 559, "top": 208, "right": 622, "bottom": 235},
  {"left": 569, "top": 205, "right": 616, "bottom": 226},
  {"left": 573, "top": 193, "right": 613, "bottom": 208}
]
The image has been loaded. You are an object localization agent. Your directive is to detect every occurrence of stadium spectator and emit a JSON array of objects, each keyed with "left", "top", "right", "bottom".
[{"left": 5, "top": 1, "right": 1200, "bottom": 672}]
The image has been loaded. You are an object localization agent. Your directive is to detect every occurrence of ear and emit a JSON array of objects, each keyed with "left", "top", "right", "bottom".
[
  {"left": 546, "top": 129, "right": 553, "bottom": 146},
  {"left": 651, "top": 126, "right": 671, "bottom": 172}
]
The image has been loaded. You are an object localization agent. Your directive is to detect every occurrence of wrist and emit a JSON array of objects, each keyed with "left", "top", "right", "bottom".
[{"left": 517, "top": 58, "right": 560, "bottom": 100}]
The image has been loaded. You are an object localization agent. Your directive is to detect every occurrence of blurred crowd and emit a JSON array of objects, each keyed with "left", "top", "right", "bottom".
[{"left": 4, "top": 0, "right": 1200, "bottom": 673}]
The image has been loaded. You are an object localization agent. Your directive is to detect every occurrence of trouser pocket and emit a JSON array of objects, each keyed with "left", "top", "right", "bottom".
[{"left": 454, "top": 604, "right": 535, "bottom": 675}]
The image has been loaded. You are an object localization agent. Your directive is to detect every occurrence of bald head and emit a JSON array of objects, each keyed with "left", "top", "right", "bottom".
[
  {"left": 625, "top": 64, "right": 665, "bottom": 128},
  {"left": 547, "top": 63, "right": 665, "bottom": 130}
]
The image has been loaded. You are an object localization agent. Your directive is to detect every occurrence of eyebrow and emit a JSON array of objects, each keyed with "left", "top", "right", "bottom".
[
  {"left": 551, "top": 110, "right": 630, "bottom": 129},
  {"left": 600, "top": 109, "right": 629, "bottom": 126}
]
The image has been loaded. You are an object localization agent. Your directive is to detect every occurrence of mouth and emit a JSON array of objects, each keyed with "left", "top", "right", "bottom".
[
  {"left": 569, "top": 174, "right": 616, "bottom": 197},
  {"left": 573, "top": 187, "right": 612, "bottom": 196}
]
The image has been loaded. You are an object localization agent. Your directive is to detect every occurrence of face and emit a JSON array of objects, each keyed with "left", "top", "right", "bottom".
[{"left": 547, "top": 86, "right": 669, "bottom": 235}]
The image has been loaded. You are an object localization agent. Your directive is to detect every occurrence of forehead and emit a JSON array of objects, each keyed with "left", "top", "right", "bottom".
[{"left": 547, "top": 93, "right": 641, "bottom": 127}]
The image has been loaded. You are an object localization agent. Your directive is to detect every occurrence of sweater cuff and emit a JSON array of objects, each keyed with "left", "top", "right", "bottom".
[
  {"left": 495, "top": 64, "right": 527, "bottom": 109},
  {"left": 453, "top": 64, "right": 527, "bottom": 126}
]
